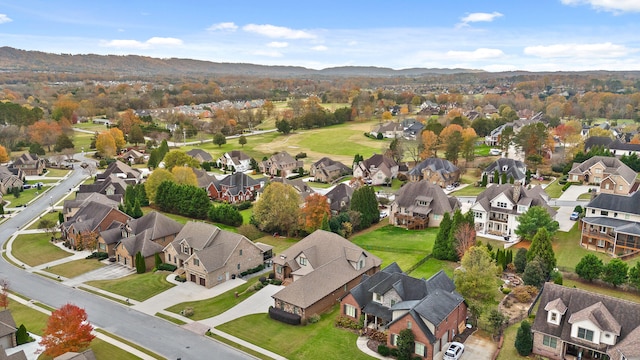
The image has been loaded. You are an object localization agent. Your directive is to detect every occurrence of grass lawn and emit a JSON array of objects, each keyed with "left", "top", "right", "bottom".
[
  {"left": 165, "top": 279, "right": 263, "bottom": 320},
  {"left": 27, "top": 212, "right": 60, "bottom": 230},
  {"left": 47, "top": 259, "right": 105, "bottom": 278},
  {"left": 351, "top": 225, "right": 436, "bottom": 269},
  {"left": 496, "top": 321, "right": 528, "bottom": 360},
  {"left": 577, "top": 192, "right": 592, "bottom": 200},
  {"left": 72, "top": 131, "right": 95, "bottom": 154},
  {"left": 85, "top": 271, "right": 175, "bottom": 302},
  {"left": 216, "top": 307, "right": 372, "bottom": 360},
  {"left": 239, "top": 208, "right": 252, "bottom": 224},
  {"left": 408, "top": 257, "right": 457, "bottom": 279},
  {"left": 181, "top": 131, "right": 281, "bottom": 162},
  {"left": 12, "top": 233, "right": 72, "bottom": 267},
  {"left": 252, "top": 235, "right": 298, "bottom": 256},
  {"left": 543, "top": 178, "right": 563, "bottom": 199},
  {"left": 562, "top": 278, "right": 640, "bottom": 303},
  {"left": 5, "top": 188, "right": 42, "bottom": 207},
  {"left": 43, "top": 168, "right": 71, "bottom": 177},
  {"left": 474, "top": 144, "right": 493, "bottom": 156},
  {"left": 451, "top": 185, "right": 485, "bottom": 196},
  {"left": 553, "top": 223, "right": 610, "bottom": 272}
]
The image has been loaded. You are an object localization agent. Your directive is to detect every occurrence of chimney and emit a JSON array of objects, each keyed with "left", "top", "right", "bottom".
[{"left": 513, "top": 181, "right": 522, "bottom": 202}]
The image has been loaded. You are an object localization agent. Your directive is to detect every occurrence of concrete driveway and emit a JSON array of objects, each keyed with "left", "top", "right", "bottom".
[
  {"left": 558, "top": 185, "right": 598, "bottom": 201},
  {"left": 557, "top": 206, "right": 579, "bottom": 231},
  {"left": 461, "top": 333, "right": 497, "bottom": 360},
  {"left": 62, "top": 263, "right": 135, "bottom": 286}
]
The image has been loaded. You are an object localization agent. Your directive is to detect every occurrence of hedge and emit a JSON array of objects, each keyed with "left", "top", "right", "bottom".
[
  {"left": 240, "top": 263, "right": 265, "bottom": 277},
  {"left": 269, "top": 306, "right": 301, "bottom": 325},
  {"left": 158, "top": 263, "right": 178, "bottom": 272},
  {"left": 86, "top": 252, "right": 109, "bottom": 260}
]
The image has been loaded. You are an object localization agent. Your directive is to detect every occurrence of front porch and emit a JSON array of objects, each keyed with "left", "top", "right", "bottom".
[
  {"left": 393, "top": 213, "right": 429, "bottom": 230},
  {"left": 564, "top": 342, "right": 609, "bottom": 360}
]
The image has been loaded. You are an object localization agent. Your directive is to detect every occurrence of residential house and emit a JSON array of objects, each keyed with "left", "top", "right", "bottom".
[
  {"left": 60, "top": 201, "right": 131, "bottom": 249},
  {"left": 217, "top": 150, "right": 252, "bottom": 173},
  {"left": 482, "top": 158, "right": 527, "bottom": 185},
  {"left": 76, "top": 174, "right": 130, "bottom": 199},
  {"left": 310, "top": 157, "right": 351, "bottom": 183},
  {"left": 408, "top": 158, "right": 460, "bottom": 187},
  {"left": 0, "top": 348, "right": 26, "bottom": 360},
  {"left": 370, "top": 121, "right": 403, "bottom": 139},
  {"left": 207, "top": 172, "right": 262, "bottom": 203},
  {"left": 325, "top": 183, "right": 354, "bottom": 214},
  {"left": 484, "top": 113, "right": 545, "bottom": 146},
  {"left": 0, "top": 166, "right": 23, "bottom": 195},
  {"left": 403, "top": 121, "right": 424, "bottom": 139},
  {"left": 186, "top": 149, "right": 214, "bottom": 164},
  {"left": 193, "top": 168, "right": 217, "bottom": 189},
  {"left": 95, "top": 160, "right": 142, "bottom": 183},
  {"left": 0, "top": 310, "right": 17, "bottom": 351},
  {"left": 11, "top": 153, "right": 45, "bottom": 176},
  {"left": 164, "top": 222, "right": 272, "bottom": 288},
  {"left": 53, "top": 350, "right": 96, "bottom": 360},
  {"left": 485, "top": 123, "right": 510, "bottom": 146},
  {"left": 63, "top": 192, "right": 122, "bottom": 222},
  {"left": 271, "top": 230, "right": 381, "bottom": 322},
  {"left": 119, "top": 149, "right": 147, "bottom": 164},
  {"left": 471, "top": 183, "right": 555, "bottom": 240},
  {"left": 483, "top": 104, "right": 498, "bottom": 117},
  {"left": 340, "top": 263, "right": 467, "bottom": 360},
  {"left": 585, "top": 137, "right": 640, "bottom": 157},
  {"left": 100, "top": 211, "right": 182, "bottom": 268},
  {"left": 389, "top": 180, "right": 461, "bottom": 229},
  {"left": 258, "top": 177, "right": 315, "bottom": 202},
  {"left": 580, "top": 190, "right": 640, "bottom": 257},
  {"left": 568, "top": 156, "right": 636, "bottom": 195},
  {"left": 532, "top": 282, "right": 640, "bottom": 360},
  {"left": 353, "top": 154, "right": 399, "bottom": 186},
  {"left": 258, "top": 151, "right": 303, "bottom": 177}
]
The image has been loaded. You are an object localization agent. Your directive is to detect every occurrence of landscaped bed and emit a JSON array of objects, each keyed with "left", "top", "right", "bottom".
[
  {"left": 85, "top": 271, "right": 174, "bottom": 302},
  {"left": 12, "top": 233, "right": 72, "bottom": 267}
]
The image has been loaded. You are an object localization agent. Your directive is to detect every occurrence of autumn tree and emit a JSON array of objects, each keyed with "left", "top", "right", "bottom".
[
  {"left": 0, "top": 279, "right": 8, "bottom": 309},
  {"left": 253, "top": 182, "right": 301, "bottom": 236},
  {"left": 300, "top": 194, "right": 331, "bottom": 233},
  {"left": 28, "top": 120, "right": 62, "bottom": 152},
  {"left": 77, "top": 231, "right": 98, "bottom": 251},
  {"left": 51, "top": 97, "right": 79, "bottom": 122},
  {"left": 162, "top": 150, "right": 200, "bottom": 171},
  {"left": 0, "top": 145, "right": 8, "bottom": 163},
  {"left": 515, "top": 206, "right": 559, "bottom": 241},
  {"left": 171, "top": 166, "right": 197, "bottom": 186},
  {"left": 109, "top": 127, "right": 126, "bottom": 150},
  {"left": 117, "top": 109, "right": 142, "bottom": 135},
  {"left": 144, "top": 168, "right": 175, "bottom": 203},
  {"left": 39, "top": 303, "right": 95, "bottom": 357},
  {"left": 460, "top": 127, "right": 477, "bottom": 165},
  {"left": 455, "top": 222, "right": 477, "bottom": 259},
  {"left": 440, "top": 124, "right": 464, "bottom": 164},
  {"left": 454, "top": 245, "right": 500, "bottom": 321},
  {"left": 95, "top": 131, "right": 117, "bottom": 158},
  {"left": 420, "top": 130, "right": 438, "bottom": 159}
]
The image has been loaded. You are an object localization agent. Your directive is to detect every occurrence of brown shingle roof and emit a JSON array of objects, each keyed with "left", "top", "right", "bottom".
[{"left": 0, "top": 310, "right": 17, "bottom": 338}]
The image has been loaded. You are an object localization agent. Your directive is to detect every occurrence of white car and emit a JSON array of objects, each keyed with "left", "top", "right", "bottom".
[
  {"left": 445, "top": 185, "right": 455, "bottom": 191},
  {"left": 443, "top": 342, "right": 465, "bottom": 360},
  {"left": 489, "top": 149, "right": 502, "bottom": 156}
]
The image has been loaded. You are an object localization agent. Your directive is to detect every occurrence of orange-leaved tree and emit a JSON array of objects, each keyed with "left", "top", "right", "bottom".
[
  {"left": 300, "top": 193, "right": 331, "bottom": 233},
  {"left": 0, "top": 145, "right": 9, "bottom": 163},
  {"left": 39, "top": 303, "right": 95, "bottom": 357}
]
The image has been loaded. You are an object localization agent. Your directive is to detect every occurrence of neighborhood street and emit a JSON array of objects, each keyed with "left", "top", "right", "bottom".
[{"left": 0, "top": 163, "right": 255, "bottom": 360}]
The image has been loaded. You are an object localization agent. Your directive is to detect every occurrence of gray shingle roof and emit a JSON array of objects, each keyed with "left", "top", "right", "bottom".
[
  {"left": 393, "top": 180, "right": 460, "bottom": 216},
  {"left": 482, "top": 158, "right": 526, "bottom": 182},
  {"left": 0, "top": 310, "right": 17, "bottom": 338},
  {"left": 186, "top": 149, "right": 213, "bottom": 162},
  {"left": 587, "top": 191, "right": 640, "bottom": 216},
  {"left": 325, "top": 183, "right": 354, "bottom": 212},
  {"left": 408, "top": 158, "right": 458, "bottom": 179},
  {"left": 569, "top": 156, "right": 637, "bottom": 185},
  {"left": 474, "top": 183, "right": 555, "bottom": 218}
]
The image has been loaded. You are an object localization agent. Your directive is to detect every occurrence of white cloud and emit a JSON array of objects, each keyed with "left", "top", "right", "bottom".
[
  {"left": 311, "top": 45, "right": 328, "bottom": 51},
  {"left": 207, "top": 22, "right": 238, "bottom": 32},
  {"left": 446, "top": 48, "right": 505, "bottom": 60},
  {"left": 267, "top": 41, "right": 288, "bottom": 48},
  {"left": 102, "top": 37, "right": 183, "bottom": 49},
  {"left": 0, "top": 14, "right": 12, "bottom": 24},
  {"left": 459, "top": 11, "right": 503, "bottom": 26},
  {"left": 561, "top": 0, "right": 640, "bottom": 13},
  {"left": 252, "top": 50, "right": 284, "bottom": 57},
  {"left": 243, "top": 24, "right": 315, "bottom": 39},
  {"left": 524, "top": 42, "right": 633, "bottom": 58}
]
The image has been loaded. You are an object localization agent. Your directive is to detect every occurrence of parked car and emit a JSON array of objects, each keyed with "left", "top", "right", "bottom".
[
  {"left": 489, "top": 148, "right": 502, "bottom": 156},
  {"left": 446, "top": 185, "right": 455, "bottom": 191},
  {"left": 570, "top": 212, "right": 580, "bottom": 221},
  {"left": 444, "top": 342, "right": 465, "bottom": 360}
]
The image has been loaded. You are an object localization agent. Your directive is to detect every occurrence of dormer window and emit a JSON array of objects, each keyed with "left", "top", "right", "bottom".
[
  {"left": 550, "top": 312, "right": 557, "bottom": 322},
  {"left": 299, "top": 257, "right": 308, "bottom": 266},
  {"left": 374, "top": 293, "right": 382, "bottom": 303}
]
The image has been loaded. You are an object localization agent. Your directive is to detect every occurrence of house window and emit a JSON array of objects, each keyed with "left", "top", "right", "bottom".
[
  {"left": 358, "top": 259, "right": 364, "bottom": 269},
  {"left": 605, "top": 183, "right": 610, "bottom": 190},
  {"left": 577, "top": 327, "right": 594, "bottom": 342},
  {"left": 407, "top": 321, "right": 412, "bottom": 329},
  {"left": 550, "top": 312, "right": 557, "bottom": 322},
  {"left": 415, "top": 342, "right": 426, "bottom": 357},
  {"left": 299, "top": 257, "right": 308, "bottom": 266},
  {"left": 497, "top": 202, "right": 507, "bottom": 208},
  {"left": 475, "top": 212, "right": 482, "bottom": 218},
  {"left": 391, "top": 334, "right": 398, "bottom": 346},
  {"left": 542, "top": 335, "right": 557, "bottom": 348},
  {"left": 598, "top": 239, "right": 605, "bottom": 248},
  {"left": 168, "top": 254, "right": 171, "bottom": 262},
  {"left": 194, "top": 259, "right": 200, "bottom": 266},
  {"left": 601, "top": 211, "right": 609, "bottom": 216},
  {"left": 433, "top": 214, "right": 440, "bottom": 220},
  {"left": 239, "top": 249, "right": 243, "bottom": 256},
  {"left": 237, "top": 264, "right": 240, "bottom": 270},
  {"left": 344, "top": 304, "right": 357, "bottom": 317},
  {"left": 374, "top": 293, "right": 382, "bottom": 303},
  {"left": 573, "top": 175, "right": 578, "bottom": 181},
  {"left": 276, "top": 265, "right": 282, "bottom": 274},
  {"left": 591, "top": 209, "right": 595, "bottom": 214},
  {"left": 619, "top": 185, "right": 623, "bottom": 191}
]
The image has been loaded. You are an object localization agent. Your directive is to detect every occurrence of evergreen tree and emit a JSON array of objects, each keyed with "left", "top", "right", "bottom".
[
  {"left": 444, "top": 210, "right": 464, "bottom": 261},
  {"left": 349, "top": 186, "right": 379, "bottom": 230},
  {"left": 132, "top": 199, "right": 143, "bottom": 219},
  {"left": 433, "top": 212, "right": 452, "bottom": 260},
  {"left": 506, "top": 249, "right": 513, "bottom": 266},
  {"left": 135, "top": 252, "right": 146, "bottom": 274},
  {"left": 0, "top": 203, "right": 3, "bottom": 215},
  {"left": 481, "top": 173, "right": 488, "bottom": 187},
  {"left": 501, "top": 172, "right": 507, "bottom": 184},
  {"left": 515, "top": 321, "right": 533, "bottom": 356},
  {"left": 602, "top": 259, "right": 629, "bottom": 287},
  {"left": 523, "top": 259, "right": 546, "bottom": 287},
  {"left": 575, "top": 254, "right": 604, "bottom": 282},
  {"left": 58, "top": 211, "right": 64, "bottom": 224},
  {"left": 154, "top": 253, "right": 162, "bottom": 268},
  {"left": 493, "top": 169, "right": 499, "bottom": 183},
  {"left": 515, "top": 206, "right": 559, "bottom": 241},
  {"left": 628, "top": 262, "right": 640, "bottom": 289},
  {"left": 509, "top": 175, "right": 514, "bottom": 184},
  {"left": 514, "top": 248, "right": 528, "bottom": 273},
  {"left": 320, "top": 214, "right": 330, "bottom": 231},
  {"left": 526, "top": 227, "right": 556, "bottom": 276},
  {"left": 16, "top": 324, "right": 32, "bottom": 345},
  {"left": 396, "top": 329, "right": 415, "bottom": 360}
]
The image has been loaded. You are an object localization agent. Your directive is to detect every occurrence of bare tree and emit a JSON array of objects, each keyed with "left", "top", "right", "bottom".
[
  {"left": 62, "top": 147, "right": 76, "bottom": 161},
  {"left": 402, "top": 138, "right": 423, "bottom": 166},
  {"left": 455, "top": 222, "right": 477, "bottom": 259},
  {"left": 82, "top": 162, "right": 98, "bottom": 178}
]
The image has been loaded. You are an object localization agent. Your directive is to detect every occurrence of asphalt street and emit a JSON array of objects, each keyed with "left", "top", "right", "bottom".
[{"left": 0, "top": 157, "right": 254, "bottom": 360}]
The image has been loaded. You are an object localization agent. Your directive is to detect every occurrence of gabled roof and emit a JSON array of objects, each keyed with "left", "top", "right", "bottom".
[
  {"left": 545, "top": 298, "right": 567, "bottom": 314},
  {"left": 212, "top": 172, "right": 260, "bottom": 196},
  {"left": 474, "top": 183, "right": 555, "bottom": 217},
  {"left": 186, "top": 149, "right": 213, "bottom": 162},
  {"left": 127, "top": 211, "right": 183, "bottom": 241},
  {"left": 311, "top": 157, "right": 350, "bottom": 172},
  {"left": 12, "top": 153, "right": 42, "bottom": 165},
  {"left": 192, "top": 232, "right": 247, "bottom": 272},
  {"left": 371, "top": 121, "right": 402, "bottom": 133},
  {"left": 0, "top": 309, "right": 17, "bottom": 337},
  {"left": 483, "top": 158, "right": 526, "bottom": 181},
  {"left": 170, "top": 222, "right": 221, "bottom": 251},
  {"left": 533, "top": 283, "right": 640, "bottom": 354},
  {"left": 361, "top": 154, "right": 398, "bottom": 170},
  {"left": 408, "top": 157, "right": 459, "bottom": 180},
  {"left": 325, "top": 183, "right": 354, "bottom": 212},
  {"left": 224, "top": 150, "right": 250, "bottom": 161},
  {"left": 53, "top": 350, "right": 97, "bottom": 360},
  {"left": 64, "top": 193, "right": 121, "bottom": 214},
  {"left": 96, "top": 161, "right": 141, "bottom": 180},
  {"left": 270, "top": 151, "right": 297, "bottom": 165},
  {"left": 77, "top": 174, "right": 130, "bottom": 196},
  {"left": 584, "top": 136, "right": 613, "bottom": 151},
  {"left": 569, "top": 156, "right": 636, "bottom": 185},
  {"left": 119, "top": 229, "right": 164, "bottom": 257},
  {"left": 587, "top": 191, "right": 640, "bottom": 216},
  {"left": 62, "top": 201, "right": 130, "bottom": 233},
  {"left": 193, "top": 168, "right": 217, "bottom": 188},
  {"left": 393, "top": 180, "right": 460, "bottom": 216}
]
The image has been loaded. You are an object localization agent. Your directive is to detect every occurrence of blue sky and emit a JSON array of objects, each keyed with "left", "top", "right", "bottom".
[{"left": 1, "top": 0, "right": 640, "bottom": 72}]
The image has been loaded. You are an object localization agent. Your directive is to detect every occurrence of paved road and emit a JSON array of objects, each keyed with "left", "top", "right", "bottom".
[{"left": 0, "top": 159, "right": 254, "bottom": 360}]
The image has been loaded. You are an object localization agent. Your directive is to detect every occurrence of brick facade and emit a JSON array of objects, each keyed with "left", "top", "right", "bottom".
[{"left": 532, "top": 332, "right": 563, "bottom": 360}]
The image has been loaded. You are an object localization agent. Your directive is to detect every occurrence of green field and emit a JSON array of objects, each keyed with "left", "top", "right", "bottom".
[
  {"left": 47, "top": 259, "right": 105, "bottom": 278},
  {"left": 85, "top": 271, "right": 175, "bottom": 301},
  {"left": 12, "top": 233, "right": 72, "bottom": 267},
  {"left": 216, "top": 307, "right": 372, "bottom": 360},
  {"left": 5, "top": 188, "right": 43, "bottom": 208},
  {"left": 27, "top": 212, "right": 60, "bottom": 230}
]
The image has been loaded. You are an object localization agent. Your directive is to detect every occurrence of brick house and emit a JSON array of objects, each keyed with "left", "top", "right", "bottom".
[
  {"left": 95, "top": 161, "right": 142, "bottom": 183},
  {"left": 310, "top": 157, "right": 351, "bottom": 183},
  {"left": 11, "top": 153, "right": 45, "bottom": 176},
  {"left": 63, "top": 193, "right": 122, "bottom": 222},
  {"left": 0, "top": 310, "right": 18, "bottom": 350},
  {"left": 258, "top": 151, "right": 303, "bottom": 177},
  {"left": 325, "top": 183, "right": 354, "bottom": 214},
  {"left": 568, "top": 156, "right": 636, "bottom": 195},
  {"left": 60, "top": 201, "right": 131, "bottom": 249},
  {"left": 353, "top": 154, "right": 398, "bottom": 186},
  {"left": 0, "top": 166, "right": 24, "bottom": 195},
  {"left": 206, "top": 172, "right": 262, "bottom": 203},
  {"left": 389, "top": 180, "right": 460, "bottom": 229},
  {"left": 580, "top": 190, "right": 640, "bottom": 256},
  {"left": 532, "top": 283, "right": 640, "bottom": 360},
  {"left": 407, "top": 158, "right": 460, "bottom": 187},
  {"left": 271, "top": 230, "right": 381, "bottom": 322},
  {"left": 163, "top": 222, "right": 272, "bottom": 288}
]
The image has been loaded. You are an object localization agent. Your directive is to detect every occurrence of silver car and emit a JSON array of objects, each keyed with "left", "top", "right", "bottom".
[{"left": 443, "top": 342, "right": 465, "bottom": 360}]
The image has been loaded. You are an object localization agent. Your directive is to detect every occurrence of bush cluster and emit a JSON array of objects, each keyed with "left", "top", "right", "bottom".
[
  {"left": 295, "top": 152, "right": 307, "bottom": 159},
  {"left": 334, "top": 316, "right": 362, "bottom": 330},
  {"left": 269, "top": 306, "right": 301, "bottom": 325},
  {"left": 86, "top": 252, "right": 109, "bottom": 260},
  {"left": 512, "top": 285, "right": 539, "bottom": 303},
  {"left": 378, "top": 345, "right": 390, "bottom": 356},
  {"left": 234, "top": 201, "right": 252, "bottom": 211},
  {"left": 240, "top": 264, "right": 265, "bottom": 277},
  {"left": 158, "top": 263, "right": 178, "bottom": 272},
  {"left": 174, "top": 275, "right": 187, "bottom": 283}
]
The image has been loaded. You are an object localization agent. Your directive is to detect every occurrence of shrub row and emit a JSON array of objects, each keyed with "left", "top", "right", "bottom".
[
  {"left": 158, "top": 263, "right": 178, "bottom": 272},
  {"left": 269, "top": 306, "right": 301, "bottom": 325},
  {"left": 334, "top": 316, "right": 362, "bottom": 330},
  {"left": 240, "top": 263, "right": 265, "bottom": 277},
  {"left": 86, "top": 252, "right": 109, "bottom": 260}
]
